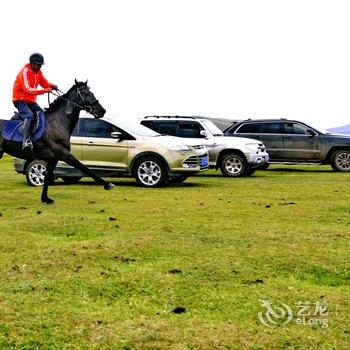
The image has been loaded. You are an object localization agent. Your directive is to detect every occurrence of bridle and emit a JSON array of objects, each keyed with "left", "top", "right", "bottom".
[{"left": 49, "top": 86, "right": 99, "bottom": 114}]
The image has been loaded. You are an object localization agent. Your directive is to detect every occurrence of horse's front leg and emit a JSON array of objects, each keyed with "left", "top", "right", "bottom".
[
  {"left": 41, "top": 159, "right": 58, "bottom": 204},
  {"left": 60, "top": 149, "right": 115, "bottom": 190}
]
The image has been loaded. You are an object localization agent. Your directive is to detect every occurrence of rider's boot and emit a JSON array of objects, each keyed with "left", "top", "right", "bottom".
[{"left": 22, "top": 118, "right": 34, "bottom": 151}]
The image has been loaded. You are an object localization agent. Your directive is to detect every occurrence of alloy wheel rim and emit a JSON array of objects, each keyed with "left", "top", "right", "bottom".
[
  {"left": 29, "top": 163, "right": 46, "bottom": 186},
  {"left": 138, "top": 161, "right": 161, "bottom": 185},
  {"left": 225, "top": 157, "right": 242, "bottom": 174},
  {"left": 336, "top": 152, "right": 350, "bottom": 169}
]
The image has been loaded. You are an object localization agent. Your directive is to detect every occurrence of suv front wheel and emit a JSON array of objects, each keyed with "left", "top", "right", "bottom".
[
  {"left": 330, "top": 149, "right": 350, "bottom": 172},
  {"left": 219, "top": 153, "right": 249, "bottom": 177},
  {"left": 134, "top": 156, "right": 168, "bottom": 187}
]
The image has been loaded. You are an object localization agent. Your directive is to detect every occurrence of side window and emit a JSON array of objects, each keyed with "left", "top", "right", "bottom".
[
  {"left": 82, "top": 119, "right": 119, "bottom": 138},
  {"left": 284, "top": 123, "right": 309, "bottom": 135},
  {"left": 141, "top": 121, "right": 177, "bottom": 136},
  {"left": 141, "top": 121, "right": 159, "bottom": 133},
  {"left": 177, "top": 122, "right": 204, "bottom": 138},
  {"left": 259, "top": 123, "right": 283, "bottom": 134},
  {"left": 156, "top": 122, "right": 177, "bottom": 136},
  {"left": 235, "top": 123, "right": 259, "bottom": 133}
]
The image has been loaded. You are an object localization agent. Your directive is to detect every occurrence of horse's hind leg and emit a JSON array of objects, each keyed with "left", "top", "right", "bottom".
[
  {"left": 41, "top": 159, "right": 58, "bottom": 204},
  {"left": 60, "top": 149, "right": 115, "bottom": 190}
]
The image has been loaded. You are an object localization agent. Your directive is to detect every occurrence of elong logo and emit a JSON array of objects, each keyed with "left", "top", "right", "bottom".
[{"left": 258, "top": 299, "right": 329, "bottom": 328}]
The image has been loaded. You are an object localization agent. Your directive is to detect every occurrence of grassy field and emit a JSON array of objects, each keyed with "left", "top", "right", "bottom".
[{"left": 0, "top": 154, "right": 349, "bottom": 349}]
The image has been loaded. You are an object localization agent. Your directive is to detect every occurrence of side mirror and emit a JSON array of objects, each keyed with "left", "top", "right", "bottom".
[
  {"left": 307, "top": 129, "right": 317, "bottom": 137},
  {"left": 111, "top": 131, "right": 123, "bottom": 139},
  {"left": 200, "top": 130, "right": 210, "bottom": 138}
]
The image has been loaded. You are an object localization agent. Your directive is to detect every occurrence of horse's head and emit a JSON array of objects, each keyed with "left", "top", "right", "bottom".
[{"left": 72, "top": 79, "right": 106, "bottom": 119}]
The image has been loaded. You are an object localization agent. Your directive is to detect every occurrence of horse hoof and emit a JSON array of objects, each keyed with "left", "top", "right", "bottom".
[
  {"left": 42, "top": 198, "right": 55, "bottom": 205},
  {"left": 104, "top": 183, "right": 115, "bottom": 190}
]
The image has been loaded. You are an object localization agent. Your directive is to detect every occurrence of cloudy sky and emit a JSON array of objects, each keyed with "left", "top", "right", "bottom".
[{"left": 1, "top": 0, "right": 349, "bottom": 129}]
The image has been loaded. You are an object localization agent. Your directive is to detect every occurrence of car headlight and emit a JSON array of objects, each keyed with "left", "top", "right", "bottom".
[
  {"left": 245, "top": 143, "right": 260, "bottom": 152},
  {"left": 169, "top": 145, "right": 190, "bottom": 152}
]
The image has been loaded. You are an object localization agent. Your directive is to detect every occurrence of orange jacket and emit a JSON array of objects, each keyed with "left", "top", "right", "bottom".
[{"left": 12, "top": 63, "right": 54, "bottom": 103}]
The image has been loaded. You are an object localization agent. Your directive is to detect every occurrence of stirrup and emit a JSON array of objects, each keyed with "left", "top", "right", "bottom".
[{"left": 22, "top": 139, "right": 33, "bottom": 151}]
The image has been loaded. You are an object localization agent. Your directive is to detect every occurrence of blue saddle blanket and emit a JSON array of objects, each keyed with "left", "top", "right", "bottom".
[{"left": 2, "top": 112, "right": 45, "bottom": 142}]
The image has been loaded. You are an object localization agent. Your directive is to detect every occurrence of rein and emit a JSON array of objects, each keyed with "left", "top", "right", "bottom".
[{"left": 48, "top": 87, "right": 98, "bottom": 114}]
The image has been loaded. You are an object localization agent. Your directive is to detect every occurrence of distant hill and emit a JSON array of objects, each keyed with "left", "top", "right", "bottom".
[{"left": 327, "top": 124, "right": 350, "bottom": 135}]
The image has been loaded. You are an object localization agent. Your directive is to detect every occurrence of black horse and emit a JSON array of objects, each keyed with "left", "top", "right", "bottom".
[{"left": 0, "top": 80, "right": 114, "bottom": 204}]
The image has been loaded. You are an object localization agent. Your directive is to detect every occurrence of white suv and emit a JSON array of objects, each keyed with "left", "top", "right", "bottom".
[{"left": 141, "top": 116, "right": 269, "bottom": 177}]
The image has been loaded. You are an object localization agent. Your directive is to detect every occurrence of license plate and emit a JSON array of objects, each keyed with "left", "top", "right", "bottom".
[{"left": 200, "top": 157, "right": 209, "bottom": 166}]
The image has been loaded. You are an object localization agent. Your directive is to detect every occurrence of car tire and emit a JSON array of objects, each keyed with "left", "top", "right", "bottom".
[
  {"left": 219, "top": 153, "right": 248, "bottom": 177},
  {"left": 61, "top": 176, "right": 83, "bottom": 184},
  {"left": 330, "top": 149, "right": 350, "bottom": 172},
  {"left": 168, "top": 175, "right": 188, "bottom": 184},
  {"left": 257, "top": 163, "right": 270, "bottom": 170},
  {"left": 26, "top": 160, "right": 49, "bottom": 187},
  {"left": 134, "top": 156, "right": 168, "bottom": 187}
]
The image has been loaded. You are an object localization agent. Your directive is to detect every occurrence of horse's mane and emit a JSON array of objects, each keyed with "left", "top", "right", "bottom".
[{"left": 45, "top": 83, "right": 85, "bottom": 113}]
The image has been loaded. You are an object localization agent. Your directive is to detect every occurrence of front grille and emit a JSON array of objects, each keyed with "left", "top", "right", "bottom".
[
  {"left": 183, "top": 153, "right": 209, "bottom": 169},
  {"left": 183, "top": 156, "right": 199, "bottom": 168}
]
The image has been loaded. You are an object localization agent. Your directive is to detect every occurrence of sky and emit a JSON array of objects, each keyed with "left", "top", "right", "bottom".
[{"left": 1, "top": 0, "right": 350, "bottom": 129}]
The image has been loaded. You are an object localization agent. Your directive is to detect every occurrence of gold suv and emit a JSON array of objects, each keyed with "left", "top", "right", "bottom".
[{"left": 13, "top": 116, "right": 209, "bottom": 187}]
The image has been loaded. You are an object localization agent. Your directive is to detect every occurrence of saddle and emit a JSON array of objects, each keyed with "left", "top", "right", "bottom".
[{"left": 2, "top": 112, "right": 46, "bottom": 143}]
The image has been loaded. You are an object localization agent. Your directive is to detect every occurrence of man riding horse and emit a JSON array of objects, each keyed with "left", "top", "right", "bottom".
[
  {"left": 13, "top": 53, "right": 57, "bottom": 151},
  {"left": 0, "top": 55, "right": 114, "bottom": 204}
]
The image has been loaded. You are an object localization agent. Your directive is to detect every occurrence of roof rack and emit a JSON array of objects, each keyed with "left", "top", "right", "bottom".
[
  {"left": 144, "top": 115, "right": 201, "bottom": 120},
  {"left": 241, "top": 118, "right": 288, "bottom": 121}
]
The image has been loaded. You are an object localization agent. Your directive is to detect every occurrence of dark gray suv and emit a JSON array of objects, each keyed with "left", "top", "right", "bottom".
[{"left": 224, "top": 119, "right": 350, "bottom": 172}]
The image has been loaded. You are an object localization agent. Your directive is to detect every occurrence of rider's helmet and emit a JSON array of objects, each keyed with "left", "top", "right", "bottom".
[{"left": 29, "top": 53, "right": 45, "bottom": 65}]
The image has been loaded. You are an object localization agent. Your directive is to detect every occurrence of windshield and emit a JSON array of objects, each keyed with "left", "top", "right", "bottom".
[
  {"left": 202, "top": 120, "right": 224, "bottom": 136},
  {"left": 299, "top": 121, "right": 330, "bottom": 135},
  {"left": 108, "top": 118, "right": 160, "bottom": 137}
]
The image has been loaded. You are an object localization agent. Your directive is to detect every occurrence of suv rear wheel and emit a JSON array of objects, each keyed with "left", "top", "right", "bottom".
[
  {"left": 26, "top": 160, "right": 49, "bottom": 187},
  {"left": 330, "top": 149, "right": 350, "bottom": 172},
  {"left": 134, "top": 156, "right": 168, "bottom": 187},
  {"left": 220, "top": 153, "right": 248, "bottom": 177}
]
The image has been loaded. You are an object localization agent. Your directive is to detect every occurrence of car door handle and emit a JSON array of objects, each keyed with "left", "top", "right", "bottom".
[
  {"left": 88, "top": 141, "right": 94, "bottom": 146},
  {"left": 285, "top": 136, "right": 293, "bottom": 140}
]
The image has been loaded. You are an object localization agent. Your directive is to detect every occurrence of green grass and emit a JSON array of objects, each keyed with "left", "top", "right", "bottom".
[{"left": 0, "top": 155, "right": 349, "bottom": 349}]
